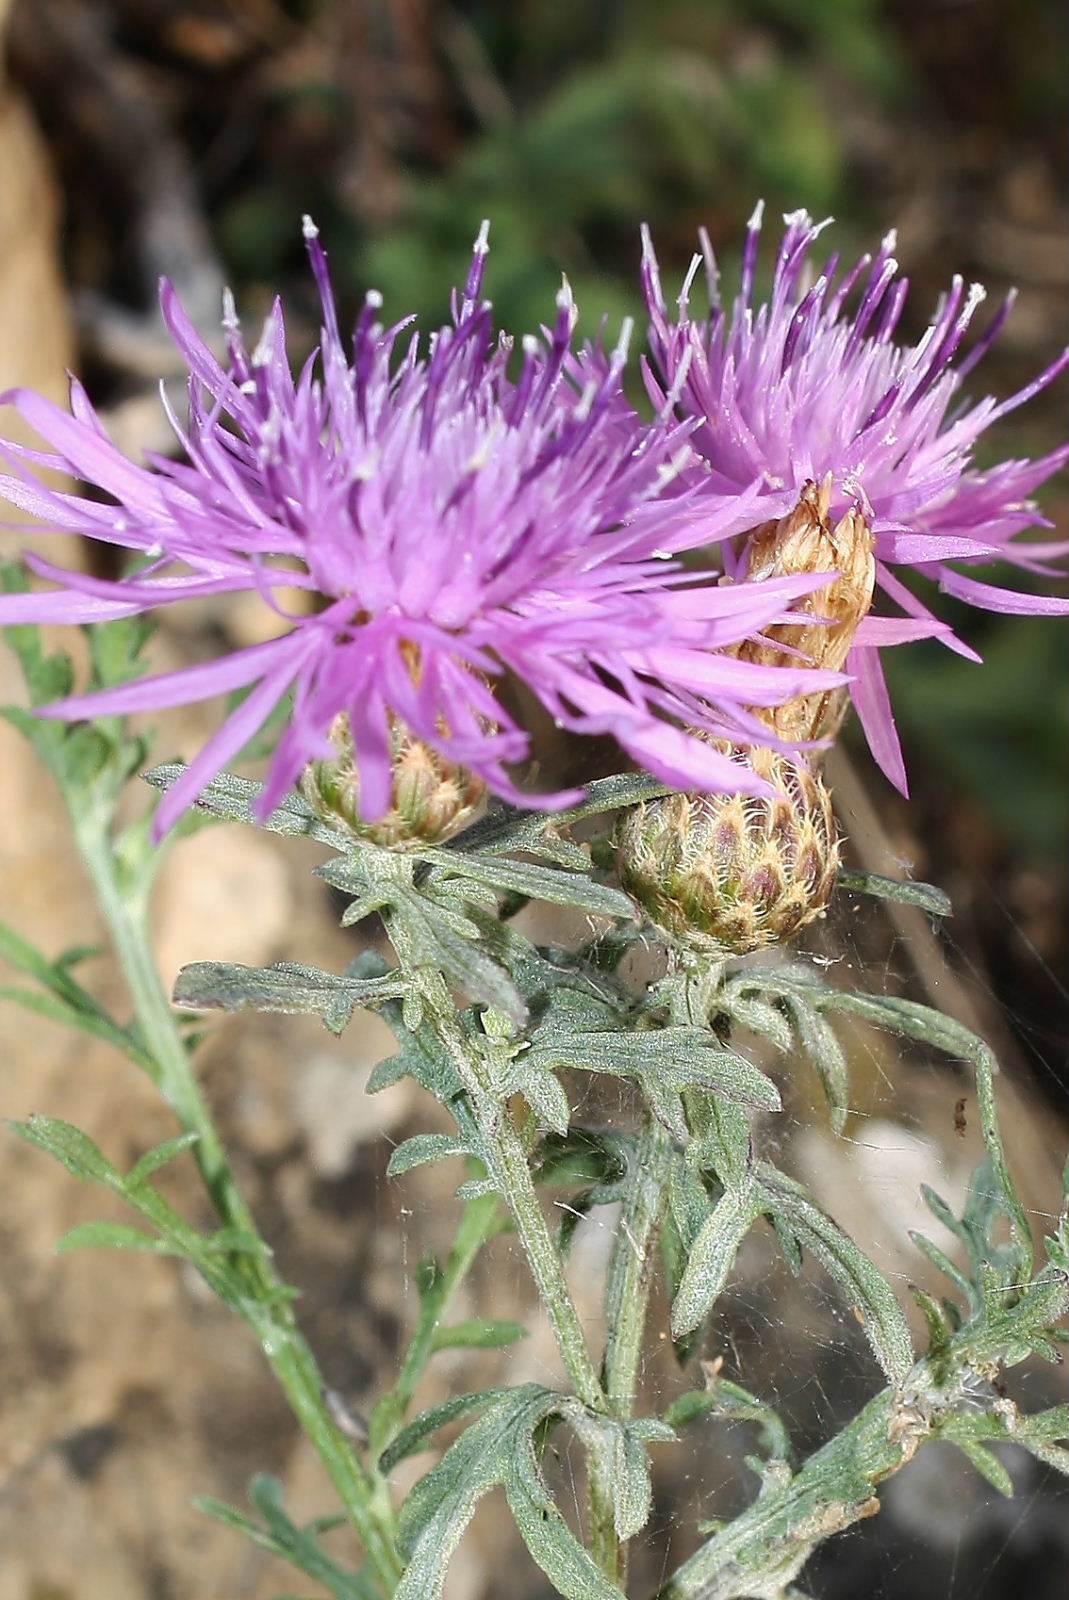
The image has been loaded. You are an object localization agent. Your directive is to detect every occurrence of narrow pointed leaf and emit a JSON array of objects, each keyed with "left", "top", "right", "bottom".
[
  {"left": 430, "top": 1319, "right": 529, "bottom": 1352},
  {"left": 386, "top": 1133, "right": 472, "bottom": 1178},
  {"left": 758, "top": 1164, "right": 914, "bottom": 1381},
  {"left": 57, "top": 1222, "right": 178, "bottom": 1256},
  {"left": 415, "top": 847, "right": 637, "bottom": 921},
  {"left": 126, "top": 1131, "right": 201, "bottom": 1188},
  {"left": 8, "top": 1115, "right": 122, "bottom": 1186},
  {"left": 503, "top": 1435, "right": 627, "bottom": 1600},
  {"left": 671, "top": 1181, "right": 765, "bottom": 1340},
  {"left": 173, "top": 959, "right": 405, "bottom": 1032},
  {"left": 836, "top": 869, "right": 952, "bottom": 917}
]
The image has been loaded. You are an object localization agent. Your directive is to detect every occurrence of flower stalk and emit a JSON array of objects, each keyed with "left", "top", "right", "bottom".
[{"left": 68, "top": 795, "right": 404, "bottom": 1595}]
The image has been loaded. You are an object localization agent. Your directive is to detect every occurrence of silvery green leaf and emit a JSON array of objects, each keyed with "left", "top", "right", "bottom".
[
  {"left": 666, "top": 1156, "right": 715, "bottom": 1260},
  {"left": 807, "top": 987, "right": 982, "bottom": 1065},
  {"left": 757, "top": 1164, "right": 914, "bottom": 1381},
  {"left": 144, "top": 764, "right": 338, "bottom": 843},
  {"left": 717, "top": 987, "right": 793, "bottom": 1052},
  {"left": 777, "top": 993, "right": 850, "bottom": 1134},
  {"left": 377, "top": 1388, "right": 509, "bottom": 1473},
  {"left": 502, "top": 1430, "right": 628, "bottom": 1600},
  {"left": 386, "top": 1134, "right": 472, "bottom": 1178},
  {"left": 397, "top": 893, "right": 526, "bottom": 1026},
  {"left": 415, "top": 847, "right": 637, "bottom": 921},
  {"left": 684, "top": 1090, "right": 754, "bottom": 1190},
  {"left": 920, "top": 1183, "right": 971, "bottom": 1243},
  {"left": 235, "top": 1474, "right": 374, "bottom": 1600},
  {"left": 338, "top": 893, "right": 393, "bottom": 928},
  {"left": 454, "top": 1175, "right": 498, "bottom": 1200},
  {"left": 367, "top": 1003, "right": 465, "bottom": 1102},
  {"left": 172, "top": 959, "right": 406, "bottom": 1033},
  {"left": 527, "top": 1027, "right": 781, "bottom": 1111},
  {"left": 665, "top": 1376, "right": 793, "bottom": 1469},
  {"left": 0, "top": 984, "right": 150, "bottom": 1065},
  {"left": 770, "top": 1213, "right": 805, "bottom": 1275},
  {"left": 611, "top": 1421, "right": 665, "bottom": 1540},
  {"left": 446, "top": 771, "right": 668, "bottom": 859},
  {"left": 836, "top": 869, "right": 953, "bottom": 918},
  {"left": 394, "top": 1387, "right": 617, "bottom": 1600},
  {"left": 0, "top": 919, "right": 152, "bottom": 1066},
  {"left": 671, "top": 1179, "right": 765, "bottom": 1340},
  {"left": 313, "top": 855, "right": 375, "bottom": 899},
  {"left": 194, "top": 1482, "right": 377, "bottom": 1600},
  {"left": 497, "top": 1046, "right": 572, "bottom": 1133},
  {"left": 954, "top": 1440, "right": 1016, "bottom": 1497},
  {"left": 910, "top": 1285, "right": 953, "bottom": 1356},
  {"left": 908, "top": 1229, "right": 974, "bottom": 1305},
  {"left": 938, "top": 1405, "right": 1069, "bottom": 1492}
]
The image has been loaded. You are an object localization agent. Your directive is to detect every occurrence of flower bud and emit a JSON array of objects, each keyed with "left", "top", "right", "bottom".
[
  {"left": 301, "top": 713, "right": 485, "bottom": 847},
  {"left": 737, "top": 475, "right": 875, "bottom": 744},
  {"left": 614, "top": 747, "right": 839, "bottom": 956}
]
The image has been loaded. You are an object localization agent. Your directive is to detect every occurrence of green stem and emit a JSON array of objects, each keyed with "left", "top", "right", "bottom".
[
  {"left": 404, "top": 954, "right": 604, "bottom": 1411},
  {"left": 590, "top": 1115, "right": 673, "bottom": 1589},
  {"left": 385, "top": 912, "right": 625, "bottom": 1582},
  {"left": 602, "top": 1115, "right": 673, "bottom": 1419},
  {"left": 75, "top": 805, "right": 254, "bottom": 1234},
  {"left": 71, "top": 799, "right": 404, "bottom": 1594},
  {"left": 390, "top": 1190, "right": 504, "bottom": 1433}
]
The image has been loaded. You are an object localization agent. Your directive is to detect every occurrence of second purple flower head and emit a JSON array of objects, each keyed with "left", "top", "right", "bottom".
[{"left": 642, "top": 204, "right": 1069, "bottom": 790}]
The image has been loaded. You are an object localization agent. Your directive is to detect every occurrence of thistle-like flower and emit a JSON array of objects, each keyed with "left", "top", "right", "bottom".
[
  {"left": 642, "top": 205, "right": 1069, "bottom": 789},
  {"left": 0, "top": 221, "right": 843, "bottom": 838}
]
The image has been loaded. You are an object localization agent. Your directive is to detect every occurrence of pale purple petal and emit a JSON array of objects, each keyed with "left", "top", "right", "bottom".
[{"left": 937, "top": 569, "right": 1069, "bottom": 615}]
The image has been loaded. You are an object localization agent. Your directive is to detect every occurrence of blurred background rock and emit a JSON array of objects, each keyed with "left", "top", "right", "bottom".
[{"left": 0, "top": 3, "right": 1065, "bottom": 1598}]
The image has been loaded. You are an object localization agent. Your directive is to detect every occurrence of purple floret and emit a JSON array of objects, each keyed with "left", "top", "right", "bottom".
[
  {"left": 0, "top": 220, "right": 843, "bottom": 837},
  {"left": 642, "top": 204, "right": 1069, "bottom": 790}
]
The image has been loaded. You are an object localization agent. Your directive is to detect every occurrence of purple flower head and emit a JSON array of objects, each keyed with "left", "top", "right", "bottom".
[
  {"left": 642, "top": 204, "right": 1069, "bottom": 790},
  {"left": 0, "top": 220, "right": 844, "bottom": 839}
]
